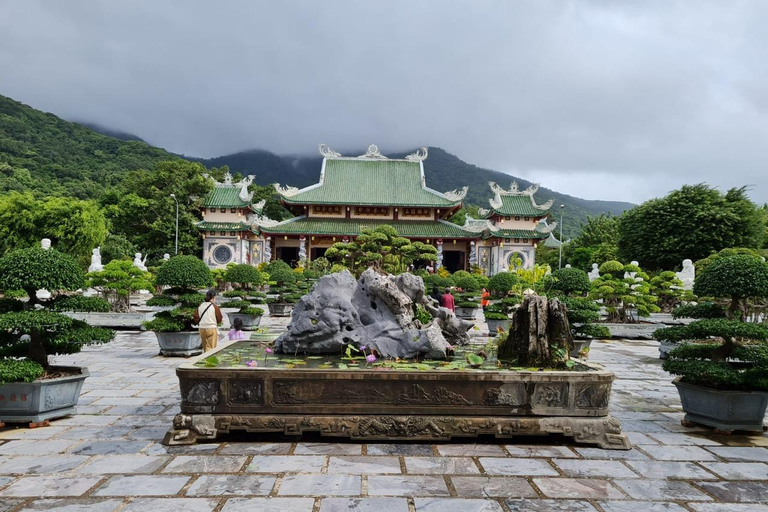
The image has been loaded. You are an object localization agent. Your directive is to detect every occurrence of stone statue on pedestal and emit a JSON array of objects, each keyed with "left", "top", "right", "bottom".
[
  {"left": 676, "top": 259, "right": 695, "bottom": 290},
  {"left": 133, "top": 252, "right": 148, "bottom": 271},
  {"left": 88, "top": 247, "right": 103, "bottom": 273},
  {"left": 163, "top": 253, "right": 171, "bottom": 261},
  {"left": 37, "top": 238, "right": 52, "bottom": 300},
  {"left": 588, "top": 263, "right": 600, "bottom": 281}
]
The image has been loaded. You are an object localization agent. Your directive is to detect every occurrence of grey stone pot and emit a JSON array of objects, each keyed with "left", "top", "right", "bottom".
[
  {"left": 602, "top": 322, "right": 658, "bottom": 340},
  {"left": 63, "top": 311, "right": 154, "bottom": 330},
  {"left": 268, "top": 303, "right": 294, "bottom": 317},
  {"left": 674, "top": 377, "right": 768, "bottom": 433},
  {"left": 226, "top": 312, "right": 262, "bottom": 330},
  {"left": 570, "top": 339, "right": 593, "bottom": 359},
  {"left": 486, "top": 318, "right": 511, "bottom": 336},
  {"left": 455, "top": 306, "right": 478, "bottom": 320},
  {"left": 658, "top": 340, "right": 677, "bottom": 359},
  {"left": 0, "top": 366, "right": 89, "bottom": 423},
  {"left": 155, "top": 331, "right": 203, "bottom": 357}
]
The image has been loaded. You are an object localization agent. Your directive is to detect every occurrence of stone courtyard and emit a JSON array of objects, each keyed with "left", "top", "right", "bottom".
[{"left": 0, "top": 314, "right": 767, "bottom": 512}]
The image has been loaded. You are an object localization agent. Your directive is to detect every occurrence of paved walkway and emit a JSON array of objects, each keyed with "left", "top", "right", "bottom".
[{"left": 0, "top": 316, "right": 767, "bottom": 512}]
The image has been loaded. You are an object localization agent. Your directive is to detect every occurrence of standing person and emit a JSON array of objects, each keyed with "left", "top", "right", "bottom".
[
  {"left": 228, "top": 317, "right": 246, "bottom": 341},
  {"left": 430, "top": 285, "right": 442, "bottom": 306},
  {"left": 481, "top": 288, "right": 491, "bottom": 311},
  {"left": 441, "top": 287, "right": 455, "bottom": 312},
  {"left": 193, "top": 289, "right": 223, "bottom": 353}
]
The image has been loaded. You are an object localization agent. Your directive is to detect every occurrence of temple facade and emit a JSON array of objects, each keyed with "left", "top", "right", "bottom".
[{"left": 197, "top": 144, "right": 556, "bottom": 274}]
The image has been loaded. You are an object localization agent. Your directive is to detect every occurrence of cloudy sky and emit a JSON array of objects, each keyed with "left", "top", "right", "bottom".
[{"left": 1, "top": 0, "right": 767, "bottom": 204}]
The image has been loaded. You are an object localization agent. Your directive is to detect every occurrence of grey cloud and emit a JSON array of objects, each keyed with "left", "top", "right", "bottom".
[{"left": 0, "top": 0, "right": 766, "bottom": 203}]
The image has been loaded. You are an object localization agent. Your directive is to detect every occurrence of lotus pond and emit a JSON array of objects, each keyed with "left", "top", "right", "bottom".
[{"left": 195, "top": 340, "right": 591, "bottom": 372}]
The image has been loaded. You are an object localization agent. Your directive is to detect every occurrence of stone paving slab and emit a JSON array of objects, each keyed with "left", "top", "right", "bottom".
[{"left": 0, "top": 327, "right": 766, "bottom": 510}]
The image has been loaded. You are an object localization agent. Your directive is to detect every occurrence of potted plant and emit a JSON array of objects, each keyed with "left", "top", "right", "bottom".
[
  {"left": 656, "top": 303, "right": 727, "bottom": 359},
  {"left": 484, "top": 306, "right": 511, "bottom": 335},
  {"left": 265, "top": 261, "right": 298, "bottom": 317},
  {"left": 589, "top": 260, "right": 660, "bottom": 323},
  {"left": 144, "top": 256, "right": 213, "bottom": 357},
  {"left": 657, "top": 254, "right": 768, "bottom": 433},
  {"left": 222, "top": 299, "right": 265, "bottom": 330},
  {"left": 87, "top": 260, "right": 154, "bottom": 312},
  {"left": 487, "top": 271, "right": 518, "bottom": 298},
  {"left": 0, "top": 247, "right": 114, "bottom": 425}
]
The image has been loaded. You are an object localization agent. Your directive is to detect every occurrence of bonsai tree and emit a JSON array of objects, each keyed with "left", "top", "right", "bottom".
[
  {"left": 655, "top": 255, "right": 768, "bottom": 398},
  {"left": 544, "top": 267, "right": 608, "bottom": 342},
  {"left": 649, "top": 271, "right": 687, "bottom": 313},
  {"left": 589, "top": 260, "right": 660, "bottom": 322},
  {"left": 0, "top": 247, "right": 84, "bottom": 306},
  {"left": 225, "top": 264, "right": 265, "bottom": 291},
  {"left": 454, "top": 275, "right": 480, "bottom": 293},
  {"left": 87, "top": 260, "right": 153, "bottom": 312},
  {"left": 545, "top": 267, "right": 591, "bottom": 296},
  {"left": 144, "top": 256, "right": 213, "bottom": 333},
  {"left": 0, "top": 247, "right": 114, "bottom": 384},
  {"left": 487, "top": 272, "right": 518, "bottom": 297},
  {"left": 49, "top": 296, "right": 111, "bottom": 313}
]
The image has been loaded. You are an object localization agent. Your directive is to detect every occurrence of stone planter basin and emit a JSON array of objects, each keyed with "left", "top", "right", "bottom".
[
  {"left": 226, "top": 313, "right": 262, "bottom": 330},
  {"left": 674, "top": 378, "right": 768, "bottom": 433},
  {"left": 63, "top": 311, "right": 155, "bottom": 330},
  {"left": 571, "top": 339, "right": 593, "bottom": 359},
  {"left": 267, "top": 303, "right": 294, "bottom": 317},
  {"left": 0, "top": 366, "right": 89, "bottom": 424},
  {"left": 155, "top": 331, "right": 203, "bottom": 357},
  {"left": 486, "top": 318, "right": 511, "bottom": 336},
  {"left": 163, "top": 342, "right": 630, "bottom": 450},
  {"left": 602, "top": 322, "right": 658, "bottom": 340},
  {"left": 455, "top": 306, "right": 478, "bottom": 320}
]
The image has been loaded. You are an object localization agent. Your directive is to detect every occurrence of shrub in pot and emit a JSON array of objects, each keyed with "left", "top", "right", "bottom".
[
  {"left": 589, "top": 260, "right": 659, "bottom": 323},
  {"left": 222, "top": 299, "right": 265, "bottom": 330},
  {"left": 225, "top": 264, "right": 265, "bottom": 291},
  {"left": 0, "top": 247, "right": 115, "bottom": 424},
  {"left": 266, "top": 263, "right": 299, "bottom": 316},
  {"left": 87, "top": 260, "right": 154, "bottom": 312},
  {"left": 656, "top": 254, "right": 768, "bottom": 432},
  {"left": 144, "top": 256, "right": 214, "bottom": 356},
  {"left": 487, "top": 272, "right": 518, "bottom": 298},
  {"left": 649, "top": 271, "right": 687, "bottom": 313},
  {"left": 454, "top": 292, "right": 480, "bottom": 319},
  {"left": 49, "top": 296, "right": 112, "bottom": 313}
]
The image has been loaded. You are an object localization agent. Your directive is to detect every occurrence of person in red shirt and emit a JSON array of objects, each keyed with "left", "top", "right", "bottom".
[
  {"left": 481, "top": 288, "right": 491, "bottom": 310},
  {"left": 441, "top": 287, "right": 455, "bottom": 312}
]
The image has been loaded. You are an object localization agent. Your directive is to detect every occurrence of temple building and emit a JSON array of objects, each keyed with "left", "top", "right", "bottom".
[{"left": 197, "top": 144, "right": 556, "bottom": 274}]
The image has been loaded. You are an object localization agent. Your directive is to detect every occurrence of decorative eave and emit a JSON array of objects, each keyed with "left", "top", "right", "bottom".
[
  {"left": 485, "top": 181, "right": 554, "bottom": 217},
  {"left": 203, "top": 172, "right": 255, "bottom": 207},
  {"left": 196, "top": 221, "right": 251, "bottom": 232}
]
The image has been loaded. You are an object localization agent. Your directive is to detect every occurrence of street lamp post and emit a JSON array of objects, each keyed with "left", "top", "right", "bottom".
[
  {"left": 170, "top": 194, "right": 179, "bottom": 255},
  {"left": 558, "top": 204, "right": 565, "bottom": 269}
]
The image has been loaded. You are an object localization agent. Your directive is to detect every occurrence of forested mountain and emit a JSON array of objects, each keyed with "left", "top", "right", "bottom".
[
  {"left": 0, "top": 93, "right": 634, "bottom": 237},
  {"left": 0, "top": 95, "right": 180, "bottom": 198},
  {"left": 197, "top": 147, "right": 635, "bottom": 238},
  {"left": 77, "top": 122, "right": 145, "bottom": 143}
]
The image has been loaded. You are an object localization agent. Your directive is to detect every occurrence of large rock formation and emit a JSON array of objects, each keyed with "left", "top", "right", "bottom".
[{"left": 274, "top": 269, "right": 473, "bottom": 359}]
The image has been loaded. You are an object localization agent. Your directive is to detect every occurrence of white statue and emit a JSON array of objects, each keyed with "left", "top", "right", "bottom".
[
  {"left": 676, "top": 259, "right": 695, "bottom": 290},
  {"left": 163, "top": 253, "right": 171, "bottom": 261},
  {"left": 133, "top": 252, "right": 148, "bottom": 271},
  {"left": 88, "top": 247, "right": 103, "bottom": 273},
  {"left": 41, "top": 238, "right": 51, "bottom": 250},
  {"left": 565, "top": 264, "right": 571, "bottom": 268},
  {"left": 588, "top": 263, "right": 600, "bottom": 281},
  {"left": 624, "top": 260, "right": 639, "bottom": 280},
  {"left": 37, "top": 238, "right": 53, "bottom": 299},
  {"left": 436, "top": 242, "right": 443, "bottom": 269}
]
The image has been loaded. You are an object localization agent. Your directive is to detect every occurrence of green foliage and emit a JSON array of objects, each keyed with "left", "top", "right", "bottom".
[
  {"left": 484, "top": 311, "right": 509, "bottom": 320},
  {"left": 663, "top": 342, "right": 768, "bottom": 391},
  {"left": 694, "top": 255, "right": 768, "bottom": 302},
  {"left": 672, "top": 302, "right": 726, "bottom": 320},
  {"left": 310, "top": 257, "right": 330, "bottom": 273},
  {"left": 413, "top": 303, "right": 433, "bottom": 325},
  {"left": 0, "top": 192, "right": 108, "bottom": 259},
  {"left": 0, "top": 247, "right": 84, "bottom": 301},
  {"left": 99, "top": 234, "right": 137, "bottom": 263},
  {"left": 456, "top": 300, "right": 479, "bottom": 308},
  {"left": 268, "top": 267, "right": 297, "bottom": 286},
  {"left": 239, "top": 307, "right": 265, "bottom": 316},
  {"left": 155, "top": 255, "right": 213, "bottom": 291},
  {"left": 487, "top": 272, "right": 518, "bottom": 296},
  {"left": 225, "top": 264, "right": 264, "bottom": 289},
  {"left": 654, "top": 319, "right": 768, "bottom": 343},
  {"left": 49, "top": 296, "right": 111, "bottom": 313},
  {"left": 546, "top": 267, "right": 590, "bottom": 296},
  {"left": 0, "top": 359, "right": 45, "bottom": 385},
  {"left": 589, "top": 260, "right": 660, "bottom": 322},
  {"left": 598, "top": 260, "right": 624, "bottom": 277},
  {"left": 618, "top": 184, "right": 764, "bottom": 270},
  {"left": 574, "top": 323, "right": 610, "bottom": 339},
  {"left": 302, "top": 269, "right": 320, "bottom": 280},
  {"left": 694, "top": 247, "right": 763, "bottom": 275},
  {"left": 146, "top": 295, "right": 178, "bottom": 307},
  {"left": 176, "top": 293, "right": 206, "bottom": 308},
  {"left": 87, "top": 260, "right": 153, "bottom": 312},
  {"left": 222, "top": 290, "right": 248, "bottom": 298},
  {"left": 649, "top": 271, "right": 686, "bottom": 313},
  {"left": 424, "top": 274, "right": 455, "bottom": 290},
  {"left": 142, "top": 314, "right": 185, "bottom": 333},
  {"left": 560, "top": 214, "right": 620, "bottom": 270},
  {"left": 454, "top": 275, "right": 480, "bottom": 292}
]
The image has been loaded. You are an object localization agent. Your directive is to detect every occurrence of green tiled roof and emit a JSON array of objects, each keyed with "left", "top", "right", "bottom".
[
  {"left": 488, "top": 228, "right": 549, "bottom": 240},
  {"left": 258, "top": 217, "right": 478, "bottom": 239},
  {"left": 489, "top": 195, "right": 550, "bottom": 217},
  {"left": 197, "top": 221, "right": 250, "bottom": 232},
  {"left": 279, "top": 159, "right": 460, "bottom": 207},
  {"left": 204, "top": 187, "right": 250, "bottom": 208}
]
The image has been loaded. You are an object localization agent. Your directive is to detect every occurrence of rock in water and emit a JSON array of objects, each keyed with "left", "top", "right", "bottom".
[
  {"left": 498, "top": 295, "right": 573, "bottom": 367},
  {"left": 274, "top": 269, "right": 471, "bottom": 359}
]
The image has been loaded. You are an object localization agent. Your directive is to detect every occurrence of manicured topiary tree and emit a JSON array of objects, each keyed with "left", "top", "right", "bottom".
[
  {"left": 454, "top": 275, "right": 480, "bottom": 293},
  {"left": 0, "top": 247, "right": 84, "bottom": 306},
  {"left": 546, "top": 267, "right": 591, "bottom": 296},
  {"left": 487, "top": 272, "right": 518, "bottom": 297},
  {"left": 225, "top": 264, "right": 265, "bottom": 291},
  {"left": 649, "top": 271, "right": 686, "bottom": 313},
  {"left": 0, "top": 248, "right": 114, "bottom": 384},
  {"left": 87, "top": 260, "right": 153, "bottom": 312},
  {"left": 156, "top": 255, "right": 214, "bottom": 292},
  {"left": 693, "top": 254, "right": 768, "bottom": 320},
  {"left": 589, "top": 260, "right": 659, "bottom": 322}
]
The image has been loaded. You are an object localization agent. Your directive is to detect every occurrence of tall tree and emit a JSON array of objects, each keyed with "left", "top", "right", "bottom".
[{"left": 618, "top": 184, "right": 763, "bottom": 270}]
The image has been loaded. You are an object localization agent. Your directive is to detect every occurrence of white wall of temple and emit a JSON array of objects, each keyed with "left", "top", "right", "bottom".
[
  {"left": 202, "top": 209, "right": 248, "bottom": 222},
  {"left": 491, "top": 216, "right": 541, "bottom": 230},
  {"left": 202, "top": 236, "right": 244, "bottom": 269}
]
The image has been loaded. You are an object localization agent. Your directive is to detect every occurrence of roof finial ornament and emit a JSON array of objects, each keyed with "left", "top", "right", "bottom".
[
  {"left": 237, "top": 175, "right": 255, "bottom": 202},
  {"left": 405, "top": 147, "right": 428, "bottom": 161},
  {"left": 488, "top": 181, "right": 539, "bottom": 196},
  {"left": 223, "top": 172, "right": 233, "bottom": 186},
  {"left": 318, "top": 144, "right": 341, "bottom": 158},
  {"left": 443, "top": 186, "right": 468, "bottom": 201},
  {"left": 358, "top": 144, "right": 386, "bottom": 159},
  {"left": 274, "top": 183, "right": 299, "bottom": 197}
]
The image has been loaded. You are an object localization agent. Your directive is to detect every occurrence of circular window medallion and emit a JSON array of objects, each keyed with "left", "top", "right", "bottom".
[
  {"left": 507, "top": 251, "right": 527, "bottom": 270},
  {"left": 213, "top": 245, "right": 233, "bottom": 264}
]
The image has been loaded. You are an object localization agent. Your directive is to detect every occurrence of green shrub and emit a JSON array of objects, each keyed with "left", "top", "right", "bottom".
[
  {"left": 225, "top": 264, "right": 264, "bottom": 289},
  {"left": 672, "top": 302, "right": 726, "bottom": 320},
  {"left": 598, "top": 260, "right": 624, "bottom": 277},
  {"left": 155, "top": 256, "right": 213, "bottom": 291},
  {"left": 269, "top": 267, "right": 297, "bottom": 286},
  {"left": 454, "top": 275, "right": 480, "bottom": 292},
  {"left": 239, "top": 307, "right": 265, "bottom": 316},
  {"left": 146, "top": 295, "right": 179, "bottom": 307},
  {"left": 2, "top": 290, "right": 27, "bottom": 299},
  {"left": 222, "top": 290, "right": 248, "bottom": 298},
  {"left": 0, "top": 248, "right": 84, "bottom": 305},
  {"left": 575, "top": 323, "right": 611, "bottom": 339},
  {"left": 175, "top": 293, "right": 206, "bottom": 309},
  {"left": 0, "top": 359, "right": 45, "bottom": 385},
  {"left": 484, "top": 311, "right": 509, "bottom": 320},
  {"left": 302, "top": 269, "right": 320, "bottom": 280},
  {"left": 142, "top": 315, "right": 185, "bottom": 332},
  {"left": 547, "top": 268, "right": 591, "bottom": 295},
  {"left": 424, "top": 274, "right": 455, "bottom": 290},
  {"left": 487, "top": 272, "right": 517, "bottom": 296},
  {"left": 49, "top": 296, "right": 111, "bottom": 313},
  {"left": 456, "top": 300, "right": 479, "bottom": 308},
  {"left": 664, "top": 342, "right": 768, "bottom": 391},
  {"left": 693, "top": 254, "right": 768, "bottom": 320},
  {"left": 654, "top": 319, "right": 768, "bottom": 343},
  {"left": 413, "top": 303, "right": 432, "bottom": 324}
]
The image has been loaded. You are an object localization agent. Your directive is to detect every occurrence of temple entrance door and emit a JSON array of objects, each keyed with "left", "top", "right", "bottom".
[
  {"left": 442, "top": 250, "right": 465, "bottom": 272},
  {"left": 311, "top": 248, "right": 327, "bottom": 260},
  {"left": 277, "top": 247, "right": 299, "bottom": 267}
]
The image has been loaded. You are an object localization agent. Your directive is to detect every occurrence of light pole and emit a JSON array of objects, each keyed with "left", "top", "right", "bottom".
[
  {"left": 170, "top": 194, "right": 179, "bottom": 255},
  {"left": 558, "top": 204, "right": 565, "bottom": 269}
]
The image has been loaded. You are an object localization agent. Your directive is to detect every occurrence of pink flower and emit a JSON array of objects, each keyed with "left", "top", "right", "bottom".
[
  {"left": 366, "top": 354, "right": 377, "bottom": 364},
  {"left": 265, "top": 347, "right": 273, "bottom": 353},
  {"left": 245, "top": 360, "right": 258, "bottom": 367},
  {"left": 445, "top": 344, "right": 454, "bottom": 351},
  {"left": 359, "top": 345, "right": 367, "bottom": 351}
]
